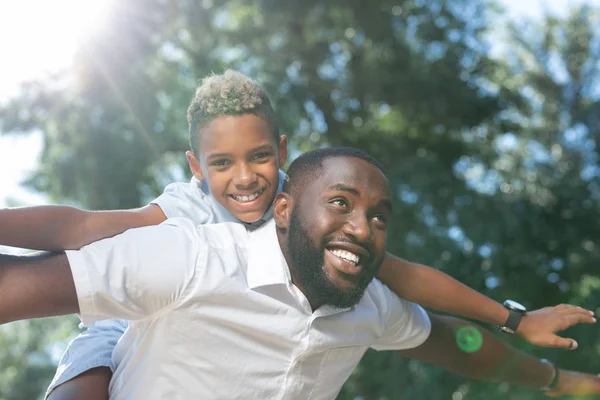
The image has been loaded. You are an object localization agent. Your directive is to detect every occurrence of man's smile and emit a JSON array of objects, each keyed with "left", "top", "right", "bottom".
[{"left": 325, "top": 248, "right": 363, "bottom": 277}]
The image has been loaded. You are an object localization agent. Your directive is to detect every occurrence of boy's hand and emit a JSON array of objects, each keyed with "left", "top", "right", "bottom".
[
  {"left": 516, "top": 304, "right": 596, "bottom": 349},
  {"left": 544, "top": 370, "right": 600, "bottom": 397}
]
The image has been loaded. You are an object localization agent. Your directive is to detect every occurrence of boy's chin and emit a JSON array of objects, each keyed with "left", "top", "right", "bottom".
[
  {"left": 227, "top": 203, "right": 267, "bottom": 223},
  {"left": 223, "top": 193, "right": 272, "bottom": 223},
  {"left": 234, "top": 211, "right": 265, "bottom": 224}
]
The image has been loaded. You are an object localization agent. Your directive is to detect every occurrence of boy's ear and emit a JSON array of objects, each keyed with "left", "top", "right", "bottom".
[
  {"left": 277, "top": 135, "right": 288, "bottom": 168},
  {"left": 186, "top": 151, "right": 205, "bottom": 181},
  {"left": 273, "top": 192, "right": 292, "bottom": 229}
]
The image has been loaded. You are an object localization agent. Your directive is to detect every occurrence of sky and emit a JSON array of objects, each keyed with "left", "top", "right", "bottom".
[
  {"left": 1, "top": 0, "right": 599, "bottom": 208},
  {"left": 0, "top": 0, "right": 114, "bottom": 207}
]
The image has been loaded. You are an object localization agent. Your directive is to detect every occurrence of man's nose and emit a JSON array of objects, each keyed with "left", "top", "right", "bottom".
[{"left": 341, "top": 213, "right": 374, "bottom": 245}]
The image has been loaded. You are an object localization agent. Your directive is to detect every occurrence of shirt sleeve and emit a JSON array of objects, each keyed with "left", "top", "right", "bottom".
[
  {"left": 150, "top": 180, "right": 214, "bottom": 224},
  {"left": 370, "top": 283, "right": 432, "bottom": 351},
  {"left": 66, "top": 218, "right": 202, "bottom": 326}
]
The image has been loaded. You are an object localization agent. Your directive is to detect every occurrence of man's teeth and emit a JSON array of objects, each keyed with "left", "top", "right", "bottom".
[
  {"left": 330, "top": 249, "right": 359, "bottom": 266},
  {"left": 232, "top": 189, "right": 264, "bottom": 203}
]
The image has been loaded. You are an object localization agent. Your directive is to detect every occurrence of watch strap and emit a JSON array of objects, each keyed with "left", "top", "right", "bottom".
[{"left": 503, "top": 308, "right": 523, "bottom": 333}]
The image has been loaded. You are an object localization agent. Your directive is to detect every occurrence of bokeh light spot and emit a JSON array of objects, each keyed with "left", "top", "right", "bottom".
[{"left": 456, "top": 326, "right": 483, "bottom": 353}]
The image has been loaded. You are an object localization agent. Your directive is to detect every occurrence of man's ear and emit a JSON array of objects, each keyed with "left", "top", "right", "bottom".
[
  {"left": 186, "top": 151, "right": 205, "bottom": 181},
  {"left": 277, "top": 135, "right": 288, "bottom": 168},
  {"left": 273, "top": 192, "right": 292, "bottom": 229}
]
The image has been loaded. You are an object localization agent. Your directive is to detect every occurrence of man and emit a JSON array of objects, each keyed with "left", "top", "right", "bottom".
[{"left": 1, "top": 147, "right": 599, "bottom": 399}]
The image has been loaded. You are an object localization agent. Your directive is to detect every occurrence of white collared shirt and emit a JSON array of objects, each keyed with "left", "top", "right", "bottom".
[{"left": 66, "top": 219, "right": 431, "bottom": 400}]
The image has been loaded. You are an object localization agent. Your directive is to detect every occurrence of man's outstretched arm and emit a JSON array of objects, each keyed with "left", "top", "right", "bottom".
[
  {"left": 1, "top": 217, "right": 202, "bottom": 327},
  {"left": 0, "top": 251, "right": 78, "bottom": 324},
  {"left": 397, "top": 313, "right": 600, "bottom": 396}
]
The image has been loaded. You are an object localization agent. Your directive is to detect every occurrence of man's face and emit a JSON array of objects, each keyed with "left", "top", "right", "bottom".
[
  {"left": 190, "top": 114, "right": 287, "bottom": 223},
  {"left": 284, "top": 157, "right": 391, "bottom": 309}
]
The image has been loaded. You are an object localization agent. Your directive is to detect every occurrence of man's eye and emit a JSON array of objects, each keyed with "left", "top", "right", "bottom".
[
  {"left": 373, "top": 215, "right": 387, "bottom": 224},
  {"left": 211, "top": 159, "right": 230, "bottom": 167},
  {"left": 331, "top": 199, "right": 348, "bottom": 207}
]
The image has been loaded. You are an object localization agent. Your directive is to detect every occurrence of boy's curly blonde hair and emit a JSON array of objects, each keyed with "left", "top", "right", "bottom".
[{"left": 187, "top": 70, "right": 279, "bottom": 155}]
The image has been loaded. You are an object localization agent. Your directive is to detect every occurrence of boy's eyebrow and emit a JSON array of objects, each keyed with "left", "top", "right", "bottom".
[
  {"left": 207, "top": 152, "right": 232, "bottom": 160},
  {"left": 207, "top": 144, "right": 275, "bottom": 160},
  {"left": 250, "top": 144, "right": 275, "bottom": 153}
]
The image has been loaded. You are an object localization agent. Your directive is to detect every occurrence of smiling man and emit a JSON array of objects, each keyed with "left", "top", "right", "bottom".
[
  {"left": 1, "top": 147, "right": 599, "bottom": 399},
  {"left": 281, "top": 152, "right": 391, "bottom": 311}
]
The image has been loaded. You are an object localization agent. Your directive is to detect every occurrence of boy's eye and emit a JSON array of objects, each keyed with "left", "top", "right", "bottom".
[
  {"left": 211, "top": 159, "right": 231, "bottom": 167},
  {"left": 250, "top": 152, "right": 273, "bottom": 161}
]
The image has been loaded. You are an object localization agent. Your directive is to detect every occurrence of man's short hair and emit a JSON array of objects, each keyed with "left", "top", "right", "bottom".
[
  {"left": 187, "top": 70, "right": 280, "bottom": 156},
  {"left": 284, "top": 147, "right": 386, "bottom": 196}
]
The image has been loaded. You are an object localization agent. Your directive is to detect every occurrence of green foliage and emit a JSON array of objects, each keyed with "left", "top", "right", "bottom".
[
  {"left": 0, "top": 317, "right": 78, "bottom": 400},
  {"left": 1, "top": 1, "right": 599, "bottom": 398}
]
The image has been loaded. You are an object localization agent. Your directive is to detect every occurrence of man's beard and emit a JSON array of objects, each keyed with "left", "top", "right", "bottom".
[{"left": 287, "top": 209, "right": 376, "bottom": 309}]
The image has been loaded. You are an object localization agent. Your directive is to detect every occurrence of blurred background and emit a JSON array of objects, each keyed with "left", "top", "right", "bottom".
[{"left": 1, "top": 0, "right": 600, "bottom": 398}]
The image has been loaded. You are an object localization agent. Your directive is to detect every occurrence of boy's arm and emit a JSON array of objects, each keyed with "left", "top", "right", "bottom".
[
  {"left": 377, "top": 253, "right": 595, "bottom": 349},
  {"left": 0, "top": 204, "right": 166, "bottom": 251}
]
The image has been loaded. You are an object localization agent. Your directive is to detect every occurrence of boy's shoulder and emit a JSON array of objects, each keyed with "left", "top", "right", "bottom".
[
  {"left": 276, "top": 169, "right": 286, "bottom": 194},
  {"left": 152, "top": 178, "right": 237, "bottom": 224},
  {"left": 163, "top": 177, "right": 210, "bottom": 197}
]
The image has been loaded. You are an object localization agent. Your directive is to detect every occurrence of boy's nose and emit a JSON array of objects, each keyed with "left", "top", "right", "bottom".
[{"left": 233, "top": 164, "right": 258, "bottom": 187}]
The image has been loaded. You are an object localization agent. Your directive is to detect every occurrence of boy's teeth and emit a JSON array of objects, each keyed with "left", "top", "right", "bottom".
[
  {"left": 330, "top": 249, "right": 359, "bottom": 265},
  {"left": 233, "top": 189, "right": 263, "bottom": 203}
]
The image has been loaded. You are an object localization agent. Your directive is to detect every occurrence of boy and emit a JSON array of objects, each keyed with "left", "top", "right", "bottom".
[{"left": 0, "top": 70, "right": 594, "bottom": 399}]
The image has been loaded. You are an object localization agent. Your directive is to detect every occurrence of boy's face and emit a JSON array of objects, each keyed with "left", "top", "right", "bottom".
[{"left": 187, "top": 114, "right": 287, "bottom": 223}]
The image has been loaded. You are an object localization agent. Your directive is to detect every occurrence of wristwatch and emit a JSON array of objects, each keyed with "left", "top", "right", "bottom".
[{"left": 498, "top": 299, "right": 526, "bottom": 334}]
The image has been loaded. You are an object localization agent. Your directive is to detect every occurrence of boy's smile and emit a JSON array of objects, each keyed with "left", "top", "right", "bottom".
[
  {"left": 188, "top": 114, "right": 287, "bottom": 223},
  {"left": 229, "top": 188, "right": 265, "bottom": 204}
]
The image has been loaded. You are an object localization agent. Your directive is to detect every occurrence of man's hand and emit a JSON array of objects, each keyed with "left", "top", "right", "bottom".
[
  {"left": 517, "top": 304, "right": 596, "bottom": 349},
  {"left": 545, "top": 370, "right": 600, "bottom": 397}
]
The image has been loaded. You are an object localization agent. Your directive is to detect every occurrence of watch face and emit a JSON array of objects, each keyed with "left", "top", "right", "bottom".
[{"left": 504, "top": 299, "right": 526, "bottom": 312}]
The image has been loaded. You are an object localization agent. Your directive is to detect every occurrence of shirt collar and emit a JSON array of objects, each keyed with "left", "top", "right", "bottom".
[
  {"left": 246, "top": 220, "right": 353, "bottom": 316},
  {"left": 246, "top": 219, "right": 291, "bottom": 289}
]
